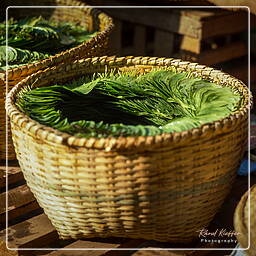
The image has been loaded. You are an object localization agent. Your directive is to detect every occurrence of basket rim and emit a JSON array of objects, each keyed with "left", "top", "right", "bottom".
[
  {"left": 1, "top": 2, "right": 114, "bottom": 78},
  {"left": 6, "top": 56, "right": 250, "bottom": 151}
]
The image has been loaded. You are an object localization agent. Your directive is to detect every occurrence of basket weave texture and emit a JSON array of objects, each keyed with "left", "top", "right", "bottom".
[
  {"left": 6, "top": 56, "right": 249, "bottom": 243},
  {"left": 234, "top": 185, "right": 256, "bottom": 256},
  {"left": 0, "top": 0, "right": 114, "bottom": 160}
]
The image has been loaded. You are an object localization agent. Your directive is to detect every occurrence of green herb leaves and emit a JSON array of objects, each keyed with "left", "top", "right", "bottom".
[
  {"left": 0, "top": 16, "right": 97, "bottom": 70},
  {"left": 0, "top": 46, "right": 49, "bottom": 68},
  {"left": 17, "top": 69, "right": 241, "bottom": 137}
]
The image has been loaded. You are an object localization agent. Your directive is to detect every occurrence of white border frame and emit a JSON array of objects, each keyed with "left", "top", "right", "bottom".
[{"left": 5, "top": 5, "right": 251, "bottom": 252}]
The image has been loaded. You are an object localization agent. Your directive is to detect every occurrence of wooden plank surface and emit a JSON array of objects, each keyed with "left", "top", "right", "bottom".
[
  {"left": 201, "top": 11, "right": 251, "bottom": 39},
  {"left": 0, "top": 184, "right": 39, "bottom": 227},
  {"left": 1, "top": 214, "right": 58, "bottom": 249},
  {"left": 129, "top": 240, "right": 218, "bottom": 256},
  {"left": 46, "top": 240, "right": 120, "bottom": 256},
  {"left": 104, "top": 7, "right": 251, "bottom": 39},
  {"left": 130, "top": 248, "right": 213, "bottom": 256},
  {"left": 198, "top": 41, "right": 247, "bottom": 66},
  {"left": 31, "top": 238, "right": 146, "bottom": 256},
  {"left": 180, "top": 36, "right": 201, "bottom": 54},
  {"left": 45, "top": 239, "right": 145, "bottom": 256},
  {"left": 0, "top": 166, "right": 24, "bottom": 189},
  {"left": 130, "top": 249, "right": 225, "bottom": 256},
  {"left": 131, "top": 250, "right": 186, "bottom": 256},
  {"left": 180, "top": 40, "right": 248, "bottom": 65},
  {"left": 105, "top": 8, "right": 203, "bottom": 38},
  {"left": 0, "top": 240, "right": 18, "bottom": 256}
]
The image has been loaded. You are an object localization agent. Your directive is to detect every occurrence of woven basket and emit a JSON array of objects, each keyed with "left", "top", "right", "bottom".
[
  {"left": 234, "top": 185, "right": 256, "bottom": 256},
  {"left": 0, "top": 0, "right": 114, "bottom": 160},
  {"left": 6, "top": 56, "right": 249, "bottom": 243}
]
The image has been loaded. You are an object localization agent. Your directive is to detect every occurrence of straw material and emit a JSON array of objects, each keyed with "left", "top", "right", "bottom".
[
  {"left": 234, "top": 185, "right": 256, "bottom": 256},
  {"left": 0, "top": 0, "right": 114, "bottom": 160},
  {"left": 6, "top": 56, "right": 250, "bottom": 243}
]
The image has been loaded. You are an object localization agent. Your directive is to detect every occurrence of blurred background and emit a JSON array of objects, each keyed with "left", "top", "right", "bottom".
[{"left": 83, "top": 0, "right": 255, "bottom": 98}]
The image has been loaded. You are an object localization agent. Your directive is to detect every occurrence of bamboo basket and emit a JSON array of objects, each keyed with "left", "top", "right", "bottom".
[
  {"left": 6, "top": 56, "right": 250, "bottom": 243},
  {"left": 234, "top": 185, "right": 256, "bottom": 256},
  {"left": 0, "top": 0, "right": 114, "bottom": 160}
]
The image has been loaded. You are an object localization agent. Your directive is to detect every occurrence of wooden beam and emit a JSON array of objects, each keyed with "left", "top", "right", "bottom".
[
  {"left": 1, "top": 214, "right": 58, "bottom": 249},
  {"left": 106, "top": 8, "right": 203, "bottom": 38},
  {"left": 0, "top": 166, "right": 24, "bottom": 190},
  {"left": 0, "top": 185, "right": 39, "bottom": 227},
  {"left": 198, "top": 41, "right": 247, "bottom": 66},
  {"left": 131, "top": 247, "right": 211, "bottom": 256},
  {"left": 43, "top": 238, "right": 146, "bottom": 256},
  {"left": 201, "top": 11, "right": 250, "bottom": 39},
  {"left": 180, "top": 36, "right": 201, "bottom": 54},
  {"left": 104, "top": 8, "right": 252, "bottom": 39}
]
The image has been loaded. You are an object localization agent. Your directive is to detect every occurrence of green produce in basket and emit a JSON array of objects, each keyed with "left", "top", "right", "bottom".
[
  {"left": 0, "top": 16, "right": 97, "bottom": 69},
  {"left": 17, "top": 69, "right": 242, "bottom": 137}
]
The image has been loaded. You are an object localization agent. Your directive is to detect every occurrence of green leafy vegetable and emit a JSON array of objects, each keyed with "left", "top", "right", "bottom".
[
  {"left": 17, "top": 69, "right": 241, "bottom": 137},
  {"left": 0, "top": 16, "right": 97, "bottom": 70},
  {"left": 0, "top": 46, "right": 49, "bottom": 67}
]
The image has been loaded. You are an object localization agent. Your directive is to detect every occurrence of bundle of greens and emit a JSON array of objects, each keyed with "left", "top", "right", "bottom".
[
  {"left": 17, "top": 69, "right": 242, "bottom": 138},
  {"left": 0, "top": 16, "right": 97, "bottom": 70}
]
